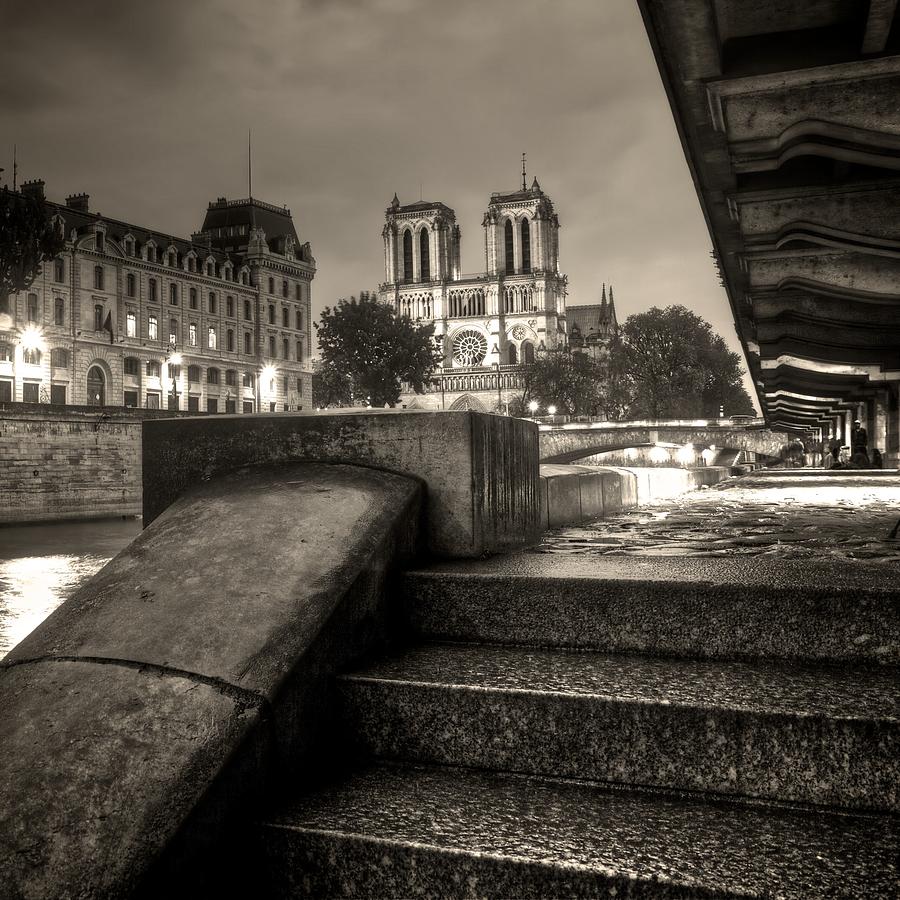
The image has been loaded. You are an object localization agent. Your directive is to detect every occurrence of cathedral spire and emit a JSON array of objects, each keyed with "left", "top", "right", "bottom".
[
  {"left": 601, "top": 282, "right": 607, "bottom": 306},
  {"left": 521, "top": 151, "right": 527, "bottom": 191}
]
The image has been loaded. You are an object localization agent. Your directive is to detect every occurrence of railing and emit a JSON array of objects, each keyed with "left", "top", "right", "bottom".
[{"left": 535, "top": 416, "right": 768, "bottom": 429}]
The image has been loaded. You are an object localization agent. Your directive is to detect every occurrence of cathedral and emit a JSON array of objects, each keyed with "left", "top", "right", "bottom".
[{"left": 378, "top": 175, "right": 568, "bottom": 411}]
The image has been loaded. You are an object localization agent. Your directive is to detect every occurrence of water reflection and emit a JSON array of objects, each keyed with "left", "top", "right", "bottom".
[{"left": 0, "top": 519, "right": 141, "bottom": 657}]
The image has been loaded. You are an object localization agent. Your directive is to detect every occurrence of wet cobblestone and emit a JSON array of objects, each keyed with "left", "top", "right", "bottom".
[{"left": 537, "top": 473, "right": 900, "bottom": 564}]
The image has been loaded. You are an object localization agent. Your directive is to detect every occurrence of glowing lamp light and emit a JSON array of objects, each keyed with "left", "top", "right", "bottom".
[
  {"left": 19, "top": 325, "right": 44, "bottom": 353},
  {"left": 547, "top": 405, "right": 557, "bottom": 416},
  {"left": 649, "top": 444, "right": 669, "bottom": 464},
  {"left": 676, "top": 444, "right": 695, "bottom": 466},
  {"left": 701, "top": 448, "right": 716, "bottom": 465},
  {"left": 260, "top": 365, "right": 277, "bottom": 396},
  {"left": 528, "top": 400, "right": 539, "bottom": 414},
  {"left": 168, "top": 351, "right": 182, "bottom": 367}
]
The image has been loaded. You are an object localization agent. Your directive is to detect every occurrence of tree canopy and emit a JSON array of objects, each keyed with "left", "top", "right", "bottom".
[
  {"left": 1, "top": 188, "right": 65, "bottom": 303},
  {"left": 521, "top": 350, "right": 608, "bottom": 417},
  {"left": 608, "top": 305, "right": 755, "bottom": 419},
  {"left": 313, "top": 294, "right": 441, "bottom": 408}
]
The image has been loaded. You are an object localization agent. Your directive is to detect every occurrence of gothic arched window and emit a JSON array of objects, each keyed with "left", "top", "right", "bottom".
[
  {"left": 402, "top": 230, "right": 413, "bottom": 282},
  {"left": 420, "top": 228, "right": 430, "bottom": 281},
  {"left": 521, "top": 218, "right": 531, "bottom": 273},
  {"left": 504, "top": 220, "right": 514, "bottom": 275},
  {"left": 508, "top": 343, "right": 517, "bottom": 365}
]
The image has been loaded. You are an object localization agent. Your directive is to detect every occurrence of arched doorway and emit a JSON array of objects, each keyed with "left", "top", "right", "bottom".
[{"left": 87, "top": 366, "right": 105, "bottom": 406}]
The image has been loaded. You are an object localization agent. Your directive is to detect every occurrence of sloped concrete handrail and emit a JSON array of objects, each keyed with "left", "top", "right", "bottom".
[{"left": 0, "top": 463, "right": 422, "bottom": 897}]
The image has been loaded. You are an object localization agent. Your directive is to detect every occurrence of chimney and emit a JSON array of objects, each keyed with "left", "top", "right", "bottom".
[
  {"left": 21, "top": 179, "right": 45, "bottom": 200},
  {"left": 65, "top": 193, "right": 90, "bottom": 212}
]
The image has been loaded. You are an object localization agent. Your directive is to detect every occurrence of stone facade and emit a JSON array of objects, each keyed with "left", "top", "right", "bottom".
[
  {"left": 0, "top": 183, "right": 315, "bottom": 412},
  {"left": 378, "top": 179, "right": 568, "bottom": 412},
  {"left": 568, "top": 284, "right": 618, "bottom": 360}
]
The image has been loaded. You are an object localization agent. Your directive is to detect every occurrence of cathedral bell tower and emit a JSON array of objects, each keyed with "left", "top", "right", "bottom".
[
  {"left": 482, "top": 176, "right": 560, "bottom": 277},
  {"left": 383, "top": 195, "right": 460, "bottom": 285}
]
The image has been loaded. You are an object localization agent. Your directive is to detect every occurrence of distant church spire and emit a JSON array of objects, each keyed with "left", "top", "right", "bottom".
[
  {"left": 601, "top": 283, "right": 607, "bottom": 306},
  {"left": 521, "top": 151, "right": 527, "bottom": 191}
]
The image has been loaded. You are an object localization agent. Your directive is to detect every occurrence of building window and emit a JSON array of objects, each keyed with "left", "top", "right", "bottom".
[
  {"left": 168, "top": 283, "right": 177, "bottom": 305},
  {"left": 168, "top": 251, "right": 177, "bottom": 267},
  {"left": 226, "top": 369, "right": 237, "bottom": 386},
  {"left": 226, "top": 328, "right": 234, "bottom": 352},
  {"left": 124, "top": 390, "right": 138, "bottom": 408},
  {"left": 189, "top": 323, "right": 197, "bottom": 346},
  {"left": 504, "top": 219, "right": 514, "bottom": 274},
  {"left": 124, "top": 236, "right": 135, "bottom": 257},
  {"left": 244, "top": 332, "right": 251, "bottom": 354},
  {"left": 420, "top": 228, "right": 430, "bottom": 280},
  {"left": 126, "top": 311, "right": 136, "bottom": 337},
  {"left": 208, "top": 326, "right": 217, "bottom": 349},
  {"left": 54, "top": 297, "right": 65, "bottom": 325},
  {"left": 0, "top": 342, "right": 13, "bottom": 362},
  {"left": 94, "top": 304, "right": 104, "bottom": 331},
  {"left": 268, "top": 277, "right": 275, "bottom": 294},
  {"left": 269, "top": 335, "right": 276, "bottom": 357},
  {"left": 188, "top": 365, "right": 200, "bottom": 383},
  {"left": 187, "top": 256, "right": 196, "bottom": 273},
  {"left": 27, "top": 293, "right": 39, "bottom": 323},
  {"left": 169, "top": 319, "right": 178, "bottom": 345},
  {"left": 295, "top": 309, "right": 302, "bottom": 330},
  {"left": 402, "top": 230, "right": 412, "bottom": 282},
  {"left": 23, "top": 381, "right": 40, "bottom": 402},
  {"left": 207, "top": 367, "right": 220, "bottom": 385},
  {"left": 149, "top": 315, "right": 158, "bottom": 341},
  {"left": 296, "top": 340, "right": 302, "bottom": 362},
  {"left": 147, "top": 360, "right": 161, "bottom": 378},
  {"left": 241, "top": 270, "right": 249, "bottom": 285},
  {"left": 268, "top": 304, "right": 275, "bottom": 325},
  {"left": 149, "top": 278, "right": 158, "bottom": 302},
  {"left": 54, "top": 258, "right": 65, "bottom": 282},
  {"left": 207, "top": 261, "right": 215, "bottom": 277},
  {"left": 189, "top": 288, "right": 198, "bottom": 310},
  {"left": 243, "top": 372, "right": 254, "bottom": 388},
  {"left": 23, "top": 348, "right": 41, "bottom": 366},
  {"left": 96, "top": 231, "right": 105, "bottom": 252},
  {"left": 126, "top": 273, "right": 136, "bottom": 297},
  {"left": 296, "top": 378, "right": 303, "bottom": 395},
  {"left": 124, "top": 357, "right": 140, "bottom": 377},
  {"left": 282, "top": 307, "right": 289, "bottom": 328},
  {"left": 244, "top": 299, "right": 252, "bottom": 320},
  {"left": 521, "top": 218, "right": 531, "bottom": 272},
  {"left": 283, "top": 338, "right": 290, "bottom": 360},
  {"left": 209, "top": 292, "right": 217, "bottom": 314},
  {"left": 282, "top": 280, "right": 288, "bottom": 298},
  {"left": 146, "top": 392, "right": 160, "bottom": 409},
  {"left": 206, "top": 397, "right": 218, "bottom": 413},
  {"left": 169, "top": 363, "right": 181, "bottom": 379},
  {"left": 50, "top": 384, "right": 66, "bottom": 405},
  {"left": 50, "top": 348, "right": 68, "bottom": 368},
  {"left": 226, "top": 296, "right": 234, "bottom": 317},
  {"left": 283, "top": 374, "right": 288, "bottom": 395},
  {"left": 188, "top": 395, "right": 200, "bottom": 412}
]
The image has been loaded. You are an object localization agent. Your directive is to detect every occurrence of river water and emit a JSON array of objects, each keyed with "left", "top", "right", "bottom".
[{"left": 0, "top": 518, "right": 141, "bottom": 657}]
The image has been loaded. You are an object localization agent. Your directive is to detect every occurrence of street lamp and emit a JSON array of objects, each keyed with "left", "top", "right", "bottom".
[
  {"left": 260, "top": 364, "right": 277, "bottom": 412},
  {"left": 167, "top": 347, "right": 182, "bottom": 411},
  {"left": 547, "top": 404, "right": 557, "bottom": 417},
  {"left": 528, "top": 400, "right": 539, "bottom": 419}
]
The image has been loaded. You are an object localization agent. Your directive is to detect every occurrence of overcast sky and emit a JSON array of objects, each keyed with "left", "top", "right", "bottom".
[{"left": 1, "top": 0, "right": 756, "bottom": 404}]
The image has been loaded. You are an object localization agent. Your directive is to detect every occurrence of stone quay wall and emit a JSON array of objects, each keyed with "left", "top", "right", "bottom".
[{"left": 0, "top": 403, "right": 198, "bottom": 525}]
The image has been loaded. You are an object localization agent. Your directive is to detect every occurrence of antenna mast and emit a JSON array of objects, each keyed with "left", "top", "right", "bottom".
[
  {"left": 13, "top": 144, "right": 17, "bottom": 191},
  {"left": 248, "top": 130, "right": 252, "bottom": 199}
]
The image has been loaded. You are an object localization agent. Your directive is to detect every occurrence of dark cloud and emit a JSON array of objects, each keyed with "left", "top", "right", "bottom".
[{"left": 0, "top": 0, "right": 756, "bottom": 405}]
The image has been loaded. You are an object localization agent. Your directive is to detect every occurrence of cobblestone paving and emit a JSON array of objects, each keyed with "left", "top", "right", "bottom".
[{"left": 537, "top": 474, "right": 900, "bottom": 564}]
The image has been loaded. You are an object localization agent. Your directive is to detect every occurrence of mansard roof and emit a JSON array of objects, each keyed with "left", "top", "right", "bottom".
[{"left": 200, "top": 197, "right": 301, "bottom": 253}]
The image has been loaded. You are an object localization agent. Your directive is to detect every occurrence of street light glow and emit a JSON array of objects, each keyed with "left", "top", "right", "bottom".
[
  {"left": 19, "top": 325, "right": 44, "bottom": 353},
  {"left": 676, "top": 444, "right": 695, "bottom": 465},
  {"left": 528, "top": 400, "right": 539, "bottom": 414},
  {"left": 547, "top": 405, "right": 557, "bottom": 416}
]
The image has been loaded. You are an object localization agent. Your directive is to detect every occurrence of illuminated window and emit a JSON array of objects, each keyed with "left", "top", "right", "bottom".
[
  {"left": 23, "top": 348, "right": 41, "bottom": 365},
  {"left": 126, "top": 311, "right": 136, "bottom": 337},
  {"left": 146, "top": 360, "right": 161, "bottom": 377},
  {"left": 169, "top": 319, "right": 178, "bottom": 345},
  {"left": 208, "top": 326, "right": 217, "bottom": 349},
  {"left": 243, "top": 371, "right": 254, "bottom": 388},
  {"left": 0, "top": 342, "right": 13, "bottom": 361},
  {"left": 51, "top": 348, "right": 68, "bottom": 368},
  {"left": 189, "top": 323, "right": 197, "bottom": 346}
]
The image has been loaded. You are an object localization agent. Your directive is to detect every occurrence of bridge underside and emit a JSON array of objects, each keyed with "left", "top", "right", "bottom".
[{"left": 639, "top": 0, "right": 900, "bottom": 462}]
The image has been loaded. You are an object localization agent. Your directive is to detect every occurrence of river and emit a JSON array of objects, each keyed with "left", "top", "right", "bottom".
[{"left": 0, "top": 518, "right": 142, "bottom": 657}]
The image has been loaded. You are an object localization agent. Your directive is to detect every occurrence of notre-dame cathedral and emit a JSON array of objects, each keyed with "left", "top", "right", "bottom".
[{"left": 377, "top": 176, "right": 569, "bottom": 411}]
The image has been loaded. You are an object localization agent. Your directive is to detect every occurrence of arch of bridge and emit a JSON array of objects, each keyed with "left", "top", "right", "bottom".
[{"left": 538, "top": 425, "right": 788, "bottom": 464}]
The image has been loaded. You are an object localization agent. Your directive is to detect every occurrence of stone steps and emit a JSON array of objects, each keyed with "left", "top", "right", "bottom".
[
  {"left": 336, "top": 642, "right": 898, "bottom": 811},
  {"left": 260, "top": 763, "right": 898, "bottom": 899},
  {"left": 399, "top": 556, "right": 900, "bottom": 666},
  {"left": 258, "top": 552, "right": 900, "bottom": 896}
]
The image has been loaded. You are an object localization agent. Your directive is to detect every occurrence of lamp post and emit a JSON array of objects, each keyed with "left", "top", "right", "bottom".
[
  {"left": 167, "top": 348, "right": 182, "bottom": 411},
  {"left": 528, "top": 400, "right": 539, "bottom": 420}
]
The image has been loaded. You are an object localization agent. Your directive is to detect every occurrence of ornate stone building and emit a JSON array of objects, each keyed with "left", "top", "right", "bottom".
[
  {"left": 0, "top": 182, "right": 314, "bottom": 412},
  {"left": 378, "top": 178, "right": 568, "bottom": 411},
  {"left": 568, "top": 284, "right": 619, "bottom": 359}
]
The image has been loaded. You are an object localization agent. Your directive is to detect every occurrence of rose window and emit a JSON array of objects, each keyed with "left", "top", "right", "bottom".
[
  {"left": 453, "top": 329, "right": 488, "bottom": 366},
  {"left": 511, "top": 325, "right": 527, "bottom": 340}
]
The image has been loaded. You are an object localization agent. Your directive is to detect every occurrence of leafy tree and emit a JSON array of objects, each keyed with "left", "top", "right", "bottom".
[
  {"left": 610, "top": 306, "right": 755, "bottom": 419},
  {"left": 311, "top": 357, "right": 352, "bottom": 408},
  {"left": 314, "top": 294, "right": 441, "bottom": 408},
  {"left": 521, "top": 350, "right": 608, "bottom": 416},
  {"left": 1, "top": 188, "right": 65, "bottom": 304}
]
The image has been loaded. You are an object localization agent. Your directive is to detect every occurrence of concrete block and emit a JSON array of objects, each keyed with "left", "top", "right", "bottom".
[
  {"left": 142, "top": 410, "right": 541, "bottom": 558},
  {"left": 577, "top": 472, "right": 604, "bottom": 520},
  {"left": 545, "top": 474, "right": 582, "bottom": 528},
  {"left": 598, "top": 471, "right": 624, "bottom": 512}
]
